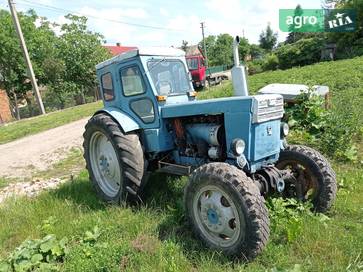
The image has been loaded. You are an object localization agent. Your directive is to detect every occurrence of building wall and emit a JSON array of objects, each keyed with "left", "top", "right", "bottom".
[{"left": 0, "top": 90, "right": 12, "bottom": 124}]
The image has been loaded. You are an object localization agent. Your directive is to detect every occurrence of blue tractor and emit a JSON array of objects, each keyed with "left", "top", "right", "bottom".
[{"left": 83, "top": 37, "right": 337, "bottom": 259}]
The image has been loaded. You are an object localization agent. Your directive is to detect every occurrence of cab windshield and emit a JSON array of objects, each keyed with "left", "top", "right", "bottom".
[{"left": 147, "top": 59, "right": 191, "bottom": 95}]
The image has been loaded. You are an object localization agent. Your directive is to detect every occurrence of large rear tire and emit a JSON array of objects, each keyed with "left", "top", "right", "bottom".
[
  {"left": 83, "top": 113, "right": 144, "bottom": 203},
  {"left": 184, "top": 163, "right": 269, "bottom": 260},
  {"left": 276, "top": 145, "right": 337, "bottom": 212}
]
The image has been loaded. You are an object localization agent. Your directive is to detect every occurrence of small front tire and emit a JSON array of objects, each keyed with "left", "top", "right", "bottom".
[
  {"left": 184, "top": 163, "right": 269, "bottom": 260},
  {"left": 276, "top": 145, "right": 337, "bottom": 212}
]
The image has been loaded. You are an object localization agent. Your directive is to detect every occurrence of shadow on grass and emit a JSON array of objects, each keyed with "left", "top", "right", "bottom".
[
  {"left": 140, "top": 173, "right": 237, "bottom": 265},
  {"left": 49, "top": 172, "right": 107, "bottom": 211},
  {"left": 50, "top": 171, "right": 241, "bottom": 265}
]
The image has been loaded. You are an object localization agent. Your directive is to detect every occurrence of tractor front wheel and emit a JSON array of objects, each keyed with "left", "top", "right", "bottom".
[
  {"left": 83, "top": 113, "right": 144, "bottom": 203},
  {"left": 184, "top": 163, "right": 269, "bottom": 260},
  {"left": 276, "top": 145, "right": 337, "bottom": 212}
]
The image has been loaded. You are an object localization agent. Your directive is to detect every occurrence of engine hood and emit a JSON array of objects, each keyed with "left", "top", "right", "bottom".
[{"left": 161, "top": 96, "right": 253, "bottom": 118}]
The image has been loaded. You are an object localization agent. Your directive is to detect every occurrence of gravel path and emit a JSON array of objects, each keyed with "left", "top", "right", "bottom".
[{"left": 0, "top": 117, "right": 89, "bottom": 178}]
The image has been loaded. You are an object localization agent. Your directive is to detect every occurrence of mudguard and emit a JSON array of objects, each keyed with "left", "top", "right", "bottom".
[{"left": 94, "top": 107, "right": 140, "bottom": 133}]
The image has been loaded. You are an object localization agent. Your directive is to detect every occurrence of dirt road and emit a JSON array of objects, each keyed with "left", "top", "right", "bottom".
[{"left": 0, "top": 118, "right": 89, "bottom": 178}]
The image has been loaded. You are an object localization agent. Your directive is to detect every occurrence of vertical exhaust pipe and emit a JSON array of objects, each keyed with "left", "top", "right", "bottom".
[{"left": 231, "top": 36, "right": 249, "bottom": 96}]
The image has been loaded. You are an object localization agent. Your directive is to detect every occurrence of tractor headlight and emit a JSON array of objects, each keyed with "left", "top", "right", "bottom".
[
  {"left": 281, "top": 122, "right": 289, "bottom": 137},
  {"left": 232, "top": 138, "right": 245, "bottom": 156}
]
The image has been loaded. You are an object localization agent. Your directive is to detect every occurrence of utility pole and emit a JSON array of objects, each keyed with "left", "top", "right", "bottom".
[
  {"left": 200, "top": 22, "right": 208, "bottom": 67},
  {"left": 8, "top": 0, "right": 45, "bottom": 115}
]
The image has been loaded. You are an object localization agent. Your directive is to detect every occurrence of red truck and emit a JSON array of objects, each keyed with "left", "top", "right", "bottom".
[{"left": 186, "top": 55, "right": 231, "bottom": 88}]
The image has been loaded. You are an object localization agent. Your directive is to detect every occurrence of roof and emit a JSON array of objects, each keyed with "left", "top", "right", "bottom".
[
  {"left": 185, "top": 44, "right": 203, "bottom": 57},
  {"left": 96, "top": 47, "right": 186, "bottom": 70},
  {"left": 103, "top": 45, "right": 137, "bottom": 56}
]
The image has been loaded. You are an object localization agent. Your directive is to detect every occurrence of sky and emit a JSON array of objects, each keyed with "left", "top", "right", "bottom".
[{"left": 0, "top": 0, "right": 324, "bottom": 47}]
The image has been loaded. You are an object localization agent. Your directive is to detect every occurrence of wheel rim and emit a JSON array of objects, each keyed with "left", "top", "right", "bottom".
[
  {"left": 192, "top": 185, "right": 245, "bottom": 248},
  {"left": 89, "top": 131, "right": 122, "bottom": 198},
  {"left": 276, "top": 160, "right": 319, "bottom": 201}
]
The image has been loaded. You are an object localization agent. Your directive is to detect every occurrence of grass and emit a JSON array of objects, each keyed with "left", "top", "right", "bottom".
[
  {"left": 1, "top": 57, "right": 363, "bottom": 271},
  {"left": 0, "top": 101, "right": 102, "bottom": 145},
  {"left": 199, "top": 56, "right": 363, "bottom": 100},
  {"left": 0, "top": 165, "right": 362, "bottom": 271}
]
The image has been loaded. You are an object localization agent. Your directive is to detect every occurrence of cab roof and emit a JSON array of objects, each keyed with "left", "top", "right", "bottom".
[{"left": 96, "top": 47, "right": 186, "bottom": 70}]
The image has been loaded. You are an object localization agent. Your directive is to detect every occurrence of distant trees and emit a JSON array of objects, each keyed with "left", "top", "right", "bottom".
[
  {"left": 0, "top": 9, "right": 110, "bottom": 117},
  {"left": 327, "top": 0, "right": 363, "bottom": 58},
  {"left": 259, "top": 24, "right": 278, "bottom": 51},
  {"left": 198, "top": 33, "right": 250, "bottom": 66}
]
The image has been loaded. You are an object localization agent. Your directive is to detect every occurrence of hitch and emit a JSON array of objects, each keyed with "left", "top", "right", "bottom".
[{"left": 252, "top": 166, "right": 294, "bottom": 195}]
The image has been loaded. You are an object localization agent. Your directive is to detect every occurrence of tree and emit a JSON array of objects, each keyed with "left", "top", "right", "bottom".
[
  {"left": 181, "top": 40, "right": 188, "bottom": 52},
  {"left": 327, "top": 0, "right": 363, "bottom": 58},
  {"left": 213, "top": 33, "right": 234, "bottom": 65},
  {"left": 285, "top": 5, "right": 305, "bottom": 44},
  {"left": 0, "top": 9, "right": 57, "bottom": 118},
  {"left": 56, "top": 14, "right": 111, "bottom": 105},
  {"left": 0, "top": 10, "right": 112, "bottom": 117},
  {"left": 259, "top": 24, "right": 278, "bottom": 51},
  {"left": 198, "top": 35, "right": 216, "bottom": 64}
]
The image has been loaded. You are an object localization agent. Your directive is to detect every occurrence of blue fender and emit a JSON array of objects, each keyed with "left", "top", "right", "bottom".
[{"left": 95, "top": 107, "right": 140, "bottom": 133}]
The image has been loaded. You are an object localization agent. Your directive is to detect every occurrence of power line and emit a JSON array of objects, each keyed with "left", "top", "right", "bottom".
[{"left": 15, "top": 0, "right": 184, "bottom": 32}]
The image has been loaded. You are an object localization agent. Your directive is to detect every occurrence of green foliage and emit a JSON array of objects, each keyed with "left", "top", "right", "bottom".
[
  {"left": 56, "top": 14, "right": 110, "bottom": 106},
  {"left": 286, "top": 89, "right": 360, "bottom": 161},
  {"left": 329, "top": 0, "right": 363, "bottom": 59},
  {"left": 261, "top": 53, "right": 279, "bottom": 71},
  {"left": 259, "top": 24, "right": 278, "bottom": 51},
  {"left": 247, "top": 60, "right": 263, "bottom": 75},
  {"left": 267, "top": 198, "right": 331, "bottom": 244},
  {"left": 0, "top": 10, "right": 110, "bottom": 116},
  {"left": 275, "top": 38, "right": 324, "bottom": 69},
  {"left": 200, "top": 34, "right": 250, "bottom": 66},
  {"left": 0, "top": 235, "right": 68, "bottom": 272},
  {"left": 0, "top": 9, "right": 56, "bottom": 100}
]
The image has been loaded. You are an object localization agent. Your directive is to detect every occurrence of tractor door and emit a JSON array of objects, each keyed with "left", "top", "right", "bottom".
[{"left": 117, "top": 59, "right": 159, "bottom": 129}]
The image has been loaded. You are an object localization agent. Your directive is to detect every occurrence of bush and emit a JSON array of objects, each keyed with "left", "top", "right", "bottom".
[
  {"left": 275, "top": 38, "right": 324, "bottom": 69},
  {"left": 286, "top": 89, "right": 360, "bottom": 161},
  {"left": 247, "top": 60, "right": 263, "bottom": 75},
  {"left": 262, "top": 53, "right": 279, "bottom": 71}
]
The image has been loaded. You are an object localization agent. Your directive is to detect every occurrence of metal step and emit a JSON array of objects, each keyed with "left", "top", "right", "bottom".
[{"left": 158, "top": 160, "right": 193, "bottom": 176}]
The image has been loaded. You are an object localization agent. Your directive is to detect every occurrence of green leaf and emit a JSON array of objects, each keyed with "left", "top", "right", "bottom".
[
  {"left": 0, "top": 262, "right": 11, "bottom": 272},
  {"left": 31, "top": 253, "right": 43, "bottom": 263}
]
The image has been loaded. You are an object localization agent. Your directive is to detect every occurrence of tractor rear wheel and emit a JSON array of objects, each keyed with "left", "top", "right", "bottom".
[
  {"left": 83, "top": 113, "right": 144, "bottom": 203},
  {"left": 276, "top": 145, "right": 337, "bottom": 212},
  {"left": 184, "top": 163, "right": 269, "bottom": 260}
]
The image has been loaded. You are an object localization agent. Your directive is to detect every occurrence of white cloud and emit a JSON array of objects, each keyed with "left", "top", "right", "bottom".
[
  {"left": 159, "top": 7, "right": 169, "bottom": 17},
  {"left": 75, "top": 6, "right": 150, "bottom": 45}
]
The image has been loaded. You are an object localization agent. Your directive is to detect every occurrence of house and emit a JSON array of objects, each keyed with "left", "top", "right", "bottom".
[
  {"left": 184, "top": 44, "right": 203, "bottom": 57},
  {"left": 103, "top": 43, "right": 137, "bottom": 56}
]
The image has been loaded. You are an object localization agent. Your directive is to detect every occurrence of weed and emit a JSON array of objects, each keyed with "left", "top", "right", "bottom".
[{"left": 0, "top": 235, "right": 68, "bottom": 272}]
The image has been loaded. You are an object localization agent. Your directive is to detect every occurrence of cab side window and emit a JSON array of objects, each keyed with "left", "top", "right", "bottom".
[
  {"left": 101, "top": 73, "right": 114, "bottom": 101},
  {"left": 120, "top": 66, "right": 146, "bottom": 96},
  {"left": 200, "top": 58, "right": 205, "bottom": 67}
]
